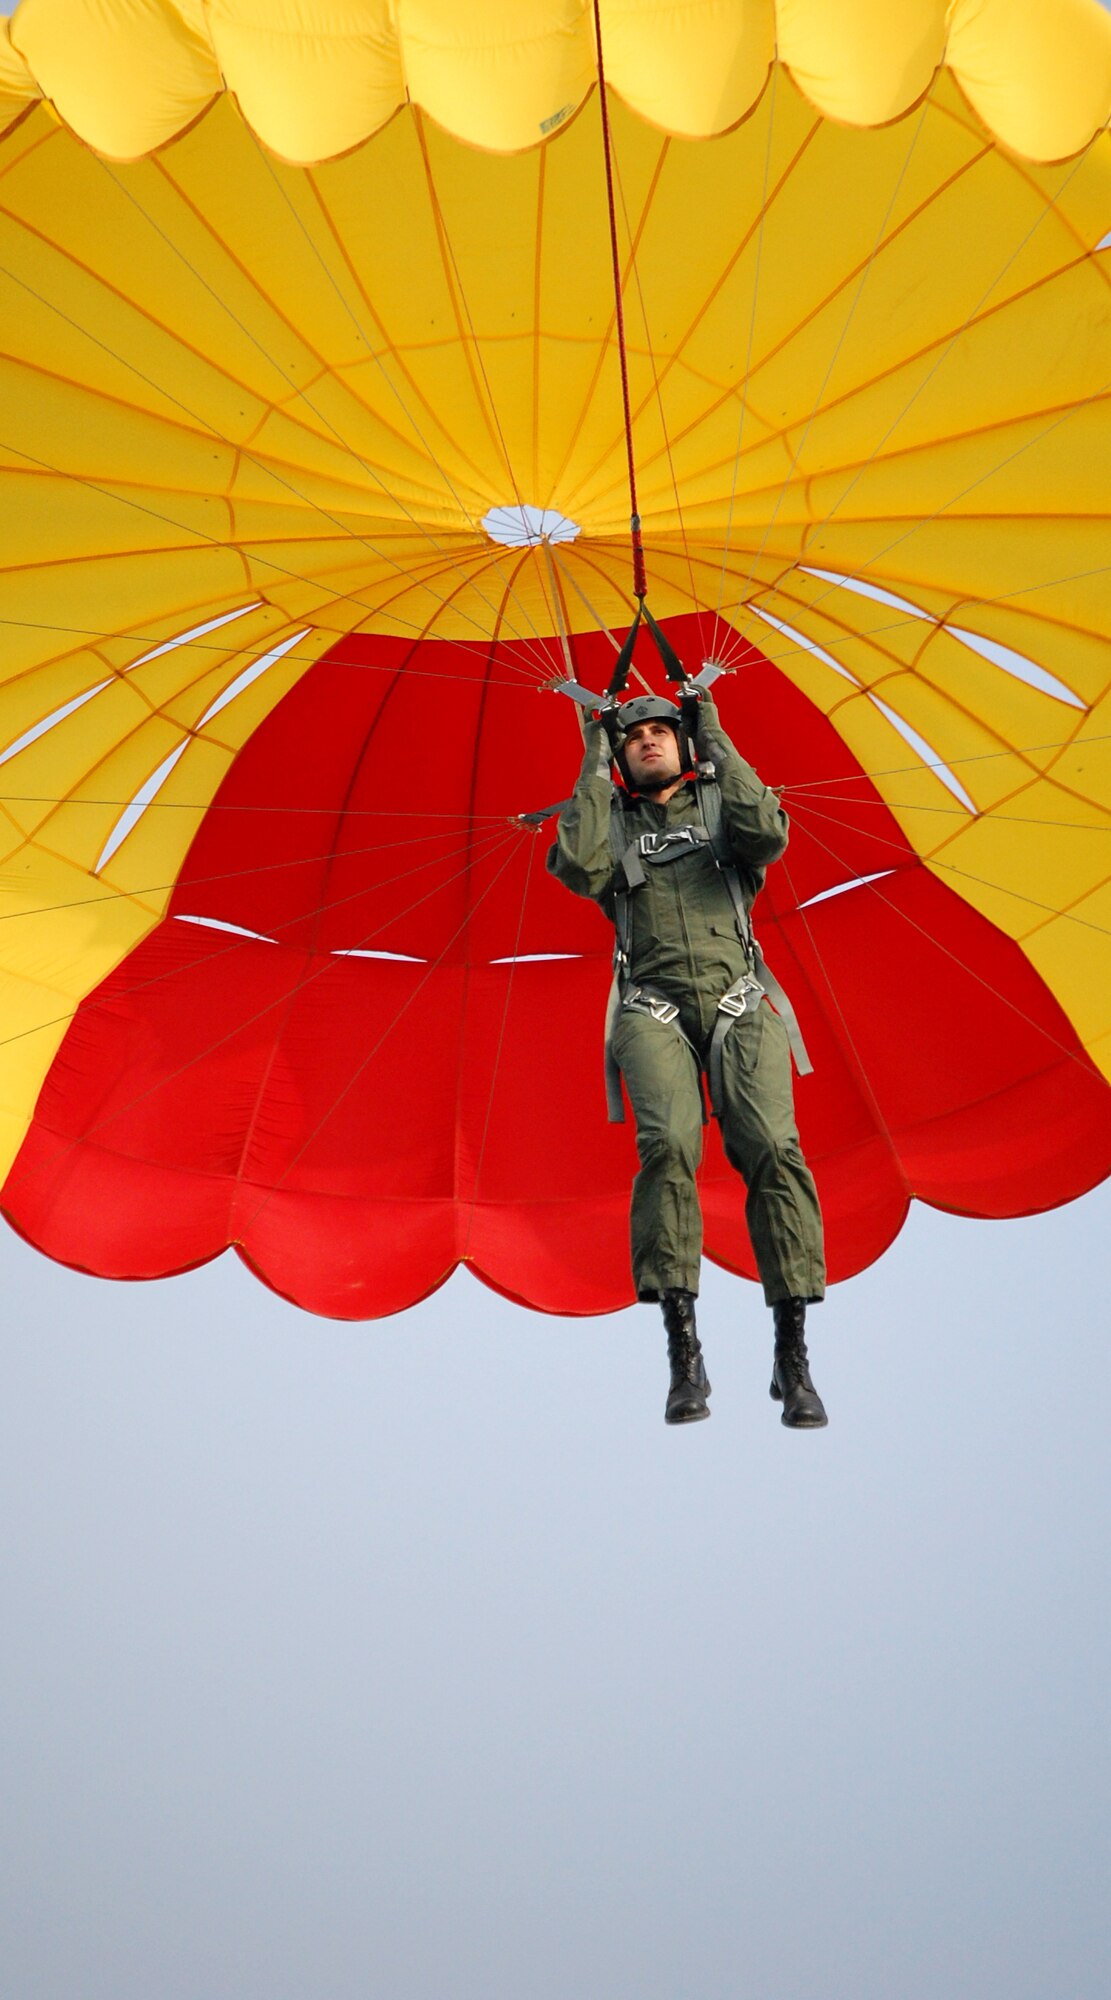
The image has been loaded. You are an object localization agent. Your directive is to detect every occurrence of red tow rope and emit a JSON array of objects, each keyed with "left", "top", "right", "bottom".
[{"left": 592, "top": 0, "right": 647, "bottom": 603}]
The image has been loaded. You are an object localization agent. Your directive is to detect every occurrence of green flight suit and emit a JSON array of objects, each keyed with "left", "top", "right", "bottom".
[{"left": 547, "top": 700, "right": 825, "bottom": 1306}]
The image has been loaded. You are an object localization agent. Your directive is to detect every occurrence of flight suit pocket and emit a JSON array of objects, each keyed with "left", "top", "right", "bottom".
[{"left": 725, "top": 1000, "right": 768, "bottom": 1075}]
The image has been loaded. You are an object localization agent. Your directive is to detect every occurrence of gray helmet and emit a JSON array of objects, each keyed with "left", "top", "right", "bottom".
[
  {"left": 616, "top": 694, "right": 681, "bottom": 732},
  {"left": 609, "top": 693, "right": 694, "bottom": 790}
]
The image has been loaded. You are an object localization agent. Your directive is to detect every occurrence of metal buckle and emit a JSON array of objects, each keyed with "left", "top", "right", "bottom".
[
  {"left": 627, "top": 985, "right": 680, "bottom": 1025},
  {"left": 717, "top": 985, "right": 752, "bottom": 1019},
  {"left": 637, "top": 827, "right": 698, "bottom": 859}
]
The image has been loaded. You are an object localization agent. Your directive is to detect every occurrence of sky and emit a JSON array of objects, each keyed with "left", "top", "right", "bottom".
[{"left": 1, "top": 5, "right": 1110, "bottom": 1998}]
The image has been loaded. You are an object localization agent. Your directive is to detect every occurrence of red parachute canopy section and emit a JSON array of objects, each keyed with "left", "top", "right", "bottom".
[{"left": 6, "top": 617, "right": 1109, "bottom": 1316}]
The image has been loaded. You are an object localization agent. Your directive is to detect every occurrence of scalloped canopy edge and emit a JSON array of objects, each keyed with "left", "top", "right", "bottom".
[{"left": 1, "top": 0, "right": 1110, "bottom": 164}]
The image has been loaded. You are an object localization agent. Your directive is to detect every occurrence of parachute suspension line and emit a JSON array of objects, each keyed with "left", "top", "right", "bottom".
[
  {"left": 549, "top": 547, "right": 621, "bottom": 653},
  {"left": 711, "top": 62, "right": 779, "bottom": 663},
  {"left": 593, "top": 0, "right": 646, "bottom": 605},
  {"left": 726, "top": 99, "right": 932, "bottom": 659},
  {"left": 89, "top": 165, "right": 552, "bottom": 680},
  {"left": 548, "top": 546, "right": 656, "bottom": 694},
  {"left": 0, "top": 827, "right": 520, "bottom": 929},
  {"left": 0, "top": 822, "right": 514, "bottom": 1067},
  {"left": 235, "top": 833, "right": 526, "bottom": 1240},
  {"left": 541, "top": 538, "right": 576, "bottom": 683},
  {"left": 240, "top": 138, "right": 558, "bottom": 679},
  {"left": 462, "top": 835, "right": 537, "bottom": 1261},
  {"left": 777, "top": 144, "right": 1094, "bottom": 640},
  {"left": 0, "top": 426, "right": 537, "bottom": 689},
  {"left": 782, "top": 806, "right": 1108, "bottom": 1066},
  {"left": 0, "top": 791, "right": 515, "bottom": 821},
  {"left": 0, "top": 606, "right": 544, "bottom": 694},
  {"left": 777, "top": 850, "right": 909, "bottom": 1188},
  {"left": 769, "top": 727, "right": 1111, "bottom": 795},
  {"left": 0, "top": 825, "right": 522, "bottom": 1208},
  {"left": 611, "top": 145, "right": 707, "bottom": 659},
  {"left": 781, "top": 799, "right": 1111, "bottom": 834},
  {"left": 786, "top": 794, "right": 1111, "bottom": 942}
]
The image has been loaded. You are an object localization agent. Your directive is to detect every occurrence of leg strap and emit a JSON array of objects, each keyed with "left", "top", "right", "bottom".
[
  {"left": 707, "top": 966, "right": 813, "bottom": 1118},
  {"left": 606, "top": 985, "right": 707, "bottom": 1125}
]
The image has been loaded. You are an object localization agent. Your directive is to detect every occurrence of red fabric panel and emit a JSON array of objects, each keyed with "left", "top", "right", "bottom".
[{"left": 5, "top": 617, "right": 1109, "bottom": 1315}]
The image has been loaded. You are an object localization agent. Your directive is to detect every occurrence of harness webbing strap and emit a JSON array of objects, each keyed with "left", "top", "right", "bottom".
[
  {"left": 695, "top": 778, "right": 813, "bottom": 1084},
  {"left": 604, "top": 777, "right": 814, "bottom": 1123},
  {"left": 752, "top": 948, "right": 814, "bottom": 1077}
]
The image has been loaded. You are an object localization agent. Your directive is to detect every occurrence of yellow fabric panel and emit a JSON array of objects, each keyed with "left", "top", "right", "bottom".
[
  {"left": 600, "top": 0, "right": 774, "bottom": 135},
  {"left": 776, "top": 0, "right": 947, "bottom": 127},
  {"left": 947, "top": 0, "right": 1111, "bottom": 163},
  {"left": 206, "top": 1, "right": 405, "bottom": 166},
  {"left": 0, "top": 17, "right": 36, "bottom": 115},
  {"left": 11, "top": 0, "right": 221, "bottom": 161},
  {"left": 3, "top": 0, "right": 1111, "bottom": 162},
  {"left": 400, "top": 0, "right": 596, "bottom": 154}
]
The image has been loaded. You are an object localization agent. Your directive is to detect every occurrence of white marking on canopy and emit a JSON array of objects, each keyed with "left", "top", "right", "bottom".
[
  {"left": 489, "top": 952, "right": 584, "bottom": 963},
  {"left": 0, "top": 680, "right": 112, "bottom": 767},
  {"left": 945, "top": 625, "right": 1084, "bottom": 708},
  {"left": 748, "top": 606, "right": 860, "bottom": 684},
  {"left": 97, "top": 742, "right": 189, "bottom": 871},
  {"left": 129, "top": 601, "right": 263, "bottom": 670},
  {"left": 798, "top": 870, "right": 897, "bottom": 910},
  {"left": 868, "top": 695, "right": 977, "bottom": 811},
  {"left": 800, "top": 567, "right": 932, "bottom": 621},
  {"left": 95, "top": 628, "right": 311, "bottom": 873},
  {"left": 195, "top": 629, "right": 308, "bottom": 726},
  {"left": 0, "top": 604, "right": 266, "bottom": 773},
  {"left": 332, "top": 948, "right": 427, "bottom": 961},
  {"left": 174, "top": 914, "right": 276, "bottom": 943}
]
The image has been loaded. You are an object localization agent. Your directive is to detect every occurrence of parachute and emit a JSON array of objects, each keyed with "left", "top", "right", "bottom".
[{"left": 0, "top": 0, "right": 1109, "bottom": 1316}]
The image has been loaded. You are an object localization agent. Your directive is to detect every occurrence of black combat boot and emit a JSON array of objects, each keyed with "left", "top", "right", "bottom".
[
  {"left": 770, "top": 1298, "right": 828, "bottom": 1428},
  {"left": 661, "top": 1289, "right": 711, "bottom": 1424}
]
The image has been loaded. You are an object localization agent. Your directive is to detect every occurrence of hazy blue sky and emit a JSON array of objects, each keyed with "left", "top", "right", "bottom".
[
  {"left": 3, "top": 1190, "right": 1110, "bottom": 2000},
  {"left": 1, "top": 5, "right": 1110, "bottom": 1997}
]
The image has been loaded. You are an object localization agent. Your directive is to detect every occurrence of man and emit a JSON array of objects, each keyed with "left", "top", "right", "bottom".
[{"left": 547, "top": 689, "right": 828, "bottom": 1429}]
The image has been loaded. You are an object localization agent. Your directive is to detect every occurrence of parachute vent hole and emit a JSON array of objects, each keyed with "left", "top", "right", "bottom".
[{"left": 482, "top": 504, "right": 580, "bottom": 548}]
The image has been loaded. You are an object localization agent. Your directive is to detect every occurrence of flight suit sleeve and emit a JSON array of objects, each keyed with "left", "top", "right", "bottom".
[
  {"left": 695, "top": 696, "right": 789, "bottom": 866},
  {"left": 545, "top": 719, "right": 616, "bottom": 909}
]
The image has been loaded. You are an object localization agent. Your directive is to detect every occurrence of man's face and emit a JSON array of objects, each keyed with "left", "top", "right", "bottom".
[{"left": 623, "top": 718, "right": 681, "bottom": 792}]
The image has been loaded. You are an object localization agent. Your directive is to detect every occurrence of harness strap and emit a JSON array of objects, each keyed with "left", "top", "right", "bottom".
[
  {"left": 606, "top": 982, "right": 708, "bottom": 1125},
  {"left": 707, "top": 974, "right": 765, "bottom": 1117},
  {"left": 695, "top": 775, "right": 813, "bottom": 1079},
  {"left": 751, "top": 946, "right": 814, "bottom": 1078},
  {"left": 603, "top": 975, "right": 625, "bottom": 1121}
]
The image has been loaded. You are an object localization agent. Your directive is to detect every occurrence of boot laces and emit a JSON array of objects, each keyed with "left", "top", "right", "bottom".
[
  {"left": 667, "top": 1327, "right": 702, "bottom": 1382},
  {"left": 776, "top": 1334, "right": 812, "bottom": 1391}
]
